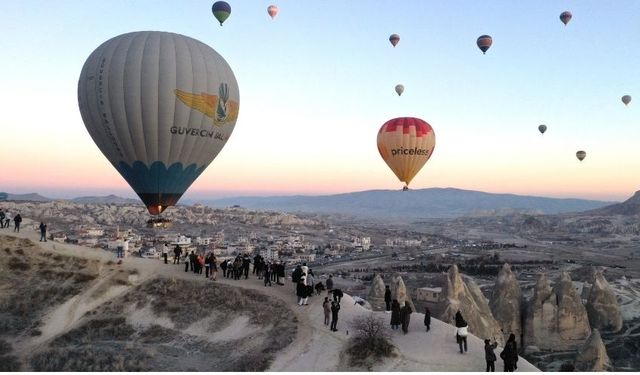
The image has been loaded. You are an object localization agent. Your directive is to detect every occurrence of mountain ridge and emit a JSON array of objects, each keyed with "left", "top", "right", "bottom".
[{"left": 198, "top": 187, "right": 616, "bottom": 219}]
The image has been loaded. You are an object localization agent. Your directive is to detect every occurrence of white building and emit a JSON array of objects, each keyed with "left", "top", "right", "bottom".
[
  {"left": 195, "top": 237, "right": 212, "bottom": 246},
  {"left": 260, "top": 248, "right": 279, "bottom": 261},
  {"left": 416, "top": 287, "right": 442, "bottom": 303}
]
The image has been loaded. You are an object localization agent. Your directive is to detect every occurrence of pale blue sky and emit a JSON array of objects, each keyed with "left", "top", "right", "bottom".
[{"left": 0, "top": 1, "right": 638, "bottom": 201}]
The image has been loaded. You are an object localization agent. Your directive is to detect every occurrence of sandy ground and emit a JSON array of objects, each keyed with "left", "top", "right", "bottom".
[{"left": 5, "top": 225, "right": 539, "bottom": 371}]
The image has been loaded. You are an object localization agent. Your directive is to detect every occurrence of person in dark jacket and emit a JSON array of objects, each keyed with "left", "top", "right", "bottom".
[
  {"left": 400, "top": 303, "right": 412, "bottom": 334},
  {"left": 13, "top": 214, "right": 22, "bottom": 232},
  {"left": 325, "top": 274, "right": 334, "bottom": 294},
  {"left": 189, "top": 251, "right": 196, "bottom": 272},
  {"left": 173, "top": 245, "right": 182, "bottom": 264},
  {"left": 220, "top": 258, "right": 228, "bottom": 278},
  {"left": 390, "top": 299, "right": 401, "bottom": 330},
  {"left": 384, "top": 285, "right": 392, "bottom": 311},
  {"left": 484, "top": 339, "right": 498, "bottom": 372},
  {"left": 330, "top": 301, "right": 340, "bottom": 331},
  {"left": 332, "top": 288, "right": 343, "bottom": 303},
  {"left": 264, "top": 263, "right": 272, "bottom": 286},
  {"left": 500, "top": 333, "right": 518, "bottom": 372},
  {"left": 455, "top": 310, "right": 469, "bottom": 353},
  {"left": 242, "top": 254, "right": 251, "bottom": 279},
  {"left": 39, "top": 222, "right": 47, "bottom": 242},
  {"left": 424, "top": 306, "right": 431, "bottom": 332},
  {"left": 297, "top": 278, "right": 308, "bottom": 305}
]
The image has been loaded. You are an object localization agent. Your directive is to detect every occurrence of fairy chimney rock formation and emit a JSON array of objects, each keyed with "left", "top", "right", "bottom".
[
  {"left": 489, "top": 263, "right": 523, "bottom": 345},
  {"left": 368, "top": 274, "right": 387, "bottom": 311},
  {"left": 525, "top": 272, "right": 592, "bottom": 350},
  {"left": 437, "top": 264, "right": 504, "bottom": 345},
  {"left": 586, "top": 269, "right": 623, "bottom": 332},
  {"left": 574, "top": 329, "right": 611, "bottom": 372},
  {"left": 391, "top": 276, "right": 416, "bottom": 312}
]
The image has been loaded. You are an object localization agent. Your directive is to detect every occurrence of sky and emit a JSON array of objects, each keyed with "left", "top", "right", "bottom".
[{"left": 0, "top": 1, "right": 639, "bottom": 202}]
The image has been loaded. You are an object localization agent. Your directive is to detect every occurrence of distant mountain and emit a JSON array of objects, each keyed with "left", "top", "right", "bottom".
[
  {"left": 586, "top": 190, "right": 640, "bottom": 216},
  {"left": 204, "top": 187, "right": 615, "bottom": 219},
  {"left": 71, "top": 195, "right": 139, "bottom": 204},
  {"left": 4, "top": 193, "right": 52, "bottom": 202}
]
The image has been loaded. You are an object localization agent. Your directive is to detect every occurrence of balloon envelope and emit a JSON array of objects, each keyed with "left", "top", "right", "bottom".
[
  {"left": 212, "top": 1, "right": 231, "bottom": 26},
  {"left": 78, "top": 31, "right": 239, "bottom": 215},
  {"left": 576, "top": 150, "right": 586, "bottom": 161},
  {"left": 395, "top": 84, "right": 404, "bottom": 96},
  {"left": 560, "top": 11, "right": 572, "bottom": 25},
  {"left": 538, "top": 124, "right": 547, "bottom": 134},
  {"left": 477, "top": 35, "right": 492, "bottom": 54},
  {"left": 267, "top": 5, "right": 278, "bottom": 19},
  {"left": 622, "top": 95, "right": 632, "bottom": 106},
  {"left": 377, "top": 117, "right": 436, "bottom": 187},
  {"left": 389, "top": 34, "right": 400, "bottom": 47}
]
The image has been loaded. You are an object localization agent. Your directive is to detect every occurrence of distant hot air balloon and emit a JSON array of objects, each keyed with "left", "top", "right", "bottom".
[
  {"left": 395, "top": 84, "right": 404, "bottom": 96},
  {"left": 576, "top": 150, "right": 586, "bottom": 162},
  {"left": 78, "top": 31, "right": 240, "bottom": 215},
  {"left": 267, "top": 5, "right": 278, "bottom": 19},
  {"left": 538, "top": 124, "right": 547, "bottom": 134},
  {"left": 389, "top": 34, "right": 400, "bottom": 47},
  {"left": 477, "top": 35, "right": 492, "bottom": 54},
  {"left": 559, "top": 11, "right": 572, "bottom": 26},
  {"left": 377, "top": 117, "right": 436, "bottom": 189},
  {"left": 212, "top": 1, "right": 231, "bottom": 26},
  {"left": 622, "top": 95, "right": 632, "bottom": 106}
]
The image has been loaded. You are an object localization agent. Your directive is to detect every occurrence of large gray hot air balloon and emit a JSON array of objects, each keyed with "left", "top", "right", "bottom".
[{"left": 78, "top": 31, "right": 239, "bottom": 215}]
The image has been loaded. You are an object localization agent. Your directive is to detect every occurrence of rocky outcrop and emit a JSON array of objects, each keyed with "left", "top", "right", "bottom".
[
  {"left": 437, "top": 264, "right": 504, "bottom": 345},
  {"left": 586, "top": 269, "right": 623, "bottom": 332},
  {"left": 368, "top": 274, "right": 387, "bottom": 311},
  {"left": 489, "top": 263, "right": 522, "bottom": 346},
  {"left": 391, "top": 276, "right": 416, "bottom": 312},
  {"left": 574, "top": 329, "right": 611, "bottom": 371},
  {"left": 524, "top": 272, "right": 591, "bottom": 350}
]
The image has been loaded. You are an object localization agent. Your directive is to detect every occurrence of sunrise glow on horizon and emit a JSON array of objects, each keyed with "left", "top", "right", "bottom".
[{"left": 1, "top": 1, "right": 638, "bottom": 203}]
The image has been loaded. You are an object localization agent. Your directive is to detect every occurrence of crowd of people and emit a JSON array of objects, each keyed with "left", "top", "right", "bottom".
[{"left": 0, "top": 209, "right": 22, "bottom": 232}]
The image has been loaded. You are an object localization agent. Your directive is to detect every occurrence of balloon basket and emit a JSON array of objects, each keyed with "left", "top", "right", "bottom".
[{"left": 147, "top": 217, "right": 173, "bottom": 229}]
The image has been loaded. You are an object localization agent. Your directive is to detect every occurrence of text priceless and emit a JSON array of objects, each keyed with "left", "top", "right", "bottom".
[{"left": 391, "top": 147, "right": 430, "bottom": 156}]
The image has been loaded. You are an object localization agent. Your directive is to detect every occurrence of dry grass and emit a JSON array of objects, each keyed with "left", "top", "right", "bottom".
[
  {"left": 0, "top": 339, "right": 21, "bottom": 371},
  {"left": 28, "top": 278, "right": 297, "bottom": 371}
]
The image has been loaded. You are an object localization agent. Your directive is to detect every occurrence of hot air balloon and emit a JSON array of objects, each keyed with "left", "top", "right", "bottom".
[
  {"left": 389, "top": 34, "right": 400, "bottom": 47},
  {"left": 212, "top": 1, "right": 231, "bottom": 26},
  {"left": 477, "top": 35, "right": 492, "bottom": 54},
  {"left": 538, "top": 124, "right": 547, "bottom": 134},
  {"left": 576, "top": 150, "right": 586, "bottom": 162},
  {"left": 78, "top": 31, "right": 240, "bottom": 215},
  {"left": 377, "top": 117, "right": 436, "bottom": 189},
  {"left": 622, "top": 95, "right": 632, "bottom": 106},
  {"left": 267, "top": 5, "right": 278, "bottom": 19},
  {"left": 395, "top": 84, "right": 404, "bottom": 96},
  {"left": 559, "top": 11, "right": 572, "bottom": 26}
]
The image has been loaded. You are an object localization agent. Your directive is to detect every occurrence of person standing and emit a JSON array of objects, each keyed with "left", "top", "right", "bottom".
[
  {"left": 263, "top": 263, "right": 272, "bottom": 286},
  {"left": 242, "top": 254, "right": 251, "bottom": 279},
  {"left": 384, "top": 285, "right": 392, "bottom": 312},
  {"left": 424, "top": 306, "right": 431, "bottom": 332},
  {"left": 3, "top": 212, "right": 10, "bottom": 229},
  {"left": 500, "top": 333, "right": 518, "bottom": 372},
  {"left": 276, "top": 261, "right": 285, "bottom": 285},
  {"left": 0, "top": 210, "right": 5, "bottom": 228},
  {"left": 330, "top": 301, "right": 340, "bottom": 332},
  {"left": 173, "top": 244, "right": 182, "bottom": 264},
  {"left": 485, "top": 339, "right": 498, "bottom": 372},
  {"left": 210, "top": 254, "right": 218, "bottom": 280},
  {"left": 220, "top": 258, "right": 228, "bottom": 278},
  {"left": 390, "top": 299, "right": 401, "bottom": 330},
  {"left": 13, "top": 213, "right": 22, "bottom": 232},
  {"left": 162, "top": 243, "right": 169, "bottom": 264},
  {"left": 455, "top": 310, "right": 468, "bottom": 354},
  {"left": 184, "top": 252, "right": 190, "bottom": 272},
  {"left": 400, "top": 303, "right": 412, "bottom": 334},
  {"left": 297, "top": 277, "right": 308, "bottom": 305},
  {"left": 39, "top": 222, "right": 47, "bottom": 242},
  {"left": 323, "top": 297, "right": 331, "bottom": 326},
  {"left": 189, "top": 251, "right": 196, "bottom": 272},
  {"left": 326, "top": 274, "right": 334, "bottom": 294},
  {"left": 204, "top": 252, "right": 212, "bottom": 278}
]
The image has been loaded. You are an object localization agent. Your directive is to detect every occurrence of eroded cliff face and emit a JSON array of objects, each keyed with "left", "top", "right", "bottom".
[
  {"left": 586, "top": 269, "right": 623, "bottom": 332},
  {"left": 489, "top": 263, "right": 523, "bottom": 345},
  {"left": 368, "top": 274, "right": 387, "bottom": 311},
  {"left": 437, "top": 264, "right": 504, "bottom": 345},
  {"left": 525, "top": 272, "right": 591, "bottom": 351},
  {"left": 574, "top": 329, "right": 611, "bottom": 372}
]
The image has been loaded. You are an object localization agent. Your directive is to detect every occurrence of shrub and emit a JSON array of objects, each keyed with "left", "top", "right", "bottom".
[{"left": 346, "top": 313, "right": 396, "bottom": 368}]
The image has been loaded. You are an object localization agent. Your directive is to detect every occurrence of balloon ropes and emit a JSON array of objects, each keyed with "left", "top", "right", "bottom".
[
  {"left": 377, "top": 117, "right": 436, "bottom": 190},
  {"left": 78, "top": 31, "right": 239, "bottom": 215}
]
